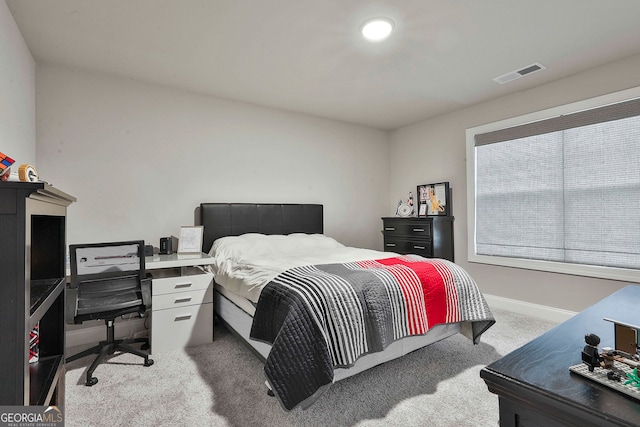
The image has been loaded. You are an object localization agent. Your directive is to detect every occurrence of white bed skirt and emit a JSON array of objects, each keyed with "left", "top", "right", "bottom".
[{"left": 214, "top": 289, "right": 460, "bottom": 382}]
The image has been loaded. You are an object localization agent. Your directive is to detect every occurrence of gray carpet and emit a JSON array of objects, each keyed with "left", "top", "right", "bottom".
[{"left": 65, "top": 308, "right": 558, "bottom": 427}]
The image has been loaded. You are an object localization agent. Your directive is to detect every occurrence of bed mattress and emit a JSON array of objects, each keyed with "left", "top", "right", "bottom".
[{"left": 214, "top": 288, "right": 461, "bottom": 377}]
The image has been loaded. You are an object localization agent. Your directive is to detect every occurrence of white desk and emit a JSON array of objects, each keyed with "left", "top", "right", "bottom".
[{"left": 145, "top": 253, "right": 214, "bottom": 354}]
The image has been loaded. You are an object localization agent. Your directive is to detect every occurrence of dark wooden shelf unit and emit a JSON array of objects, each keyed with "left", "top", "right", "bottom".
[{"left": 0, "top": 182, "right": 75, "bottom": 406}]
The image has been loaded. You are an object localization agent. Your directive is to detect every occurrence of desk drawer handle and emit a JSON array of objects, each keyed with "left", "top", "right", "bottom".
[
  {"left": 385, "top": 227, "right": 396, "bottom": 231},
  {"left": 174, "top": 314, "right": 192, "bottom": 321},
  {"left": 174, "top": 297, "right": 192, "bottom": 304},
  {"left": 385, "top": 243, "right": 397, "bottom": 247},
  {"left": 413, "top": 228, "right": 425, "bottom": 232},
  {"left": 413, "top": 245, "right": 426, "bottom": 250},
  {"left": 174, "top": 282, "right": 192, "bottom": 289}
]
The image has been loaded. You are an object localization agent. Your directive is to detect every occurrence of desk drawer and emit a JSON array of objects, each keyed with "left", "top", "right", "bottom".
[
  {"left": 152, "top": 287, "right": 213, "bottom": 311},
  {"left": 384, "top": 237, "right": 433, "bottom": 258},
  {"left": 383, "top": 219, "right": 432, "bottom": 238},
  {"left": 152, "top": 271, "right": 212, "bottom": 296},
  {"left": 150, "top": 302, "right": 213, "bottom": 354}
]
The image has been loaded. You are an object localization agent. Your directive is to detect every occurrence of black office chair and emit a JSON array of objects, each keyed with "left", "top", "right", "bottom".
[{"left": 66, "top": 240, "right": 154, "bottom": 386}]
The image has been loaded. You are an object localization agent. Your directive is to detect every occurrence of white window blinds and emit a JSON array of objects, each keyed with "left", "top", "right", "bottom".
[{"left": 472, "top": 97, "right": 640, "bottom": 273}]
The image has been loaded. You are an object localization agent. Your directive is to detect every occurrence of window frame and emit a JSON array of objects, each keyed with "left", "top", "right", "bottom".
[{"left": 465, "top": 86, "right": 640, "bottom": 283}]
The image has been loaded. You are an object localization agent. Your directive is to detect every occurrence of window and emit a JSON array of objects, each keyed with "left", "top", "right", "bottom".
[{"left": 466, "top": 87, "right": 640, "bottom": 282}]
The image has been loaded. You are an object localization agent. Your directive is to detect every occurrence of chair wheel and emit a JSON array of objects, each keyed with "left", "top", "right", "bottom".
[
  {"left": 144, "top": 358, "right": 154, "bottom": 367},
  {"left": 86, "top": 377, "right": 98, "bottom": 386}
]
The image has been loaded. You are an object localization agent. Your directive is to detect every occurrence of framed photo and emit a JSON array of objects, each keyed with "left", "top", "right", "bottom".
[
  {"left": 177, "top": 226, "right": 204, "bottom": 254},
  {"left": 417, "top": 182, "right": 450, "bottom": 216}
]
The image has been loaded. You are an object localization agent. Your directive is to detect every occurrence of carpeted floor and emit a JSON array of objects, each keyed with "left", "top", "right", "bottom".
[{"left": 64, "top": 308, "right": 558, "bottom": 427}]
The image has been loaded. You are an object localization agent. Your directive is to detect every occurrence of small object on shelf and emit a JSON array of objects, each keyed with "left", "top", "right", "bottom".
[
  {"left": 625, "top": 368, "right": 640, "bottom": 388},
  {"left": 0, "top": 151, "right": 15, "bottom": 177},
  {"left": 0, "top": 167, "right": 10, "bottom": 181},
  {"left": 159, "top": 236, "right": 177, "bottom": 255},
  {"left": 178, "top": 226, "right": 204, "bottom": 254},
  {"left": 603, "top": 317, "right": 640, "bottom": 356},
  {"left": 29, "top": 323, "right": 39, "bottom": 364},
  {"left": 396, "top": 203, "right": 412, "bottom": 217},
  {"left": 602, "top": 347, "right": 615, "bottom": 369},
  {"left": 607, "top": 370, "right": 622, "bottom": 381},
  {"left": 417, "top": 182, "right": 450, "bottom": 216},
  {"left": 145, "top": 244, "right": 154, "bottom": 256},
  {"left": 18, "top": 164, "right": 39, "bottom": 182},
  {"left": 0, "top": 151, "right": 15, "bottom": 181},
  {"left": 582, "top": 333, "right": 603, "bottom": 372}
]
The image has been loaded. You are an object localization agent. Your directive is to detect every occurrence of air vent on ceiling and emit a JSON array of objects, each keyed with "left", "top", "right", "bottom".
[{"left": 493, "top": 62, "right": 546, "bottom": 84}]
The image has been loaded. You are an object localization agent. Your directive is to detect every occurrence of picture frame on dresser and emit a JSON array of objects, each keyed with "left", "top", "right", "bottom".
[
  {"left": 177, "top": 225, "right": 204, "bottom": 254},
  {"left": 417, "top": 182, "right": 450, "bottom": 216}
]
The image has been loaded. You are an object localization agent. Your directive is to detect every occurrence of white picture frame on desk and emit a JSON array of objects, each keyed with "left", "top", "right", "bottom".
[{"left": 177, "top": 226, "right": 204, "bottom": 254}]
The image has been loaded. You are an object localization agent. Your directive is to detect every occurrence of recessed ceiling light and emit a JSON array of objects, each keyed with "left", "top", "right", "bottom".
[{"left": 361, "top": 18, "right": 394, "bottom": 42}]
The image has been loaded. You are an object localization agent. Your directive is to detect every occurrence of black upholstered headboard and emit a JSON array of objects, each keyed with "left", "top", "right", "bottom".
[{"left": 199, "top": 203, "right": 323, "bottom": 253}]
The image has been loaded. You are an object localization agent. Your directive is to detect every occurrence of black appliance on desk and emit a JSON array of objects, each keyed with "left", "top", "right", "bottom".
[
  {"left": 159, "top": 236, "right": 177, "bottom": 255},
  {"left": 66, "top": 240, "right": 153, "bottom": 386}
]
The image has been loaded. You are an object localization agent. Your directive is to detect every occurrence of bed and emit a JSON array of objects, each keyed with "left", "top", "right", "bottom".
[{"left": 200, "top": 203, "right": 495, "bottom": 410}]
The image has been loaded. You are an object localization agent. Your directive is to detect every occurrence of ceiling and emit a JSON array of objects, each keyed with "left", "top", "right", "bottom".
[{"left": 7, "top": 0, "right": 640, "bottom": 130}]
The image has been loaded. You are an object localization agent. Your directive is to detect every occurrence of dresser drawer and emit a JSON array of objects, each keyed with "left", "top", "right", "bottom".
[
  {"left": 152, "top": 286, "right": 213, "bottom": 311},
  {"left": 150, "top": 302, "right": 213, "bottom": 354},
  {"left": 382, "top": 219, "right": 432, "bottom": 238},
  {"left": 151, "top": 270, "right": 212, "bottom": 296},
  {"left": 384, "top": 237, "right": 433, "bottom": 258}
]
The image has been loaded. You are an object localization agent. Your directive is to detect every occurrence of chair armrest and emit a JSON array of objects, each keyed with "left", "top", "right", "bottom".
[
  {"left": 141, "top": 274, "right": 152, "bottom": 309},
  {"left": 65, "top": 286, "right": 78, "bottom": 324}
]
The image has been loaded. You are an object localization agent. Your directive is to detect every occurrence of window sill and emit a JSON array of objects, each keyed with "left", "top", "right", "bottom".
[{"left": 467, "top": 253, "right": 639, "bottom": 283}]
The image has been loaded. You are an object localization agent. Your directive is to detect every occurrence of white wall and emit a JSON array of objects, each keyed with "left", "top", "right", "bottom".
[
  {"left": 36, "top": 64, "right": 390, "bottom": 252},
  {"left": 0, "top": 1, "right": 35, "bottom": 168},
  {"left": 389, "top": 53, "right": 640, "bottom": 312},
  {"left": 14, "top": 0, "right": 639, "bottom": 315}
]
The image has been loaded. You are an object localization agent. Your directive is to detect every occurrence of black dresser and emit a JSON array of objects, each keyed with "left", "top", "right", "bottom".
[{"left": 381, "top": 216, "right": 454, "bottom": 262}]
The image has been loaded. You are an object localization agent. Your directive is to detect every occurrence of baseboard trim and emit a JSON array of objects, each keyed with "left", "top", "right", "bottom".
[
  {"left": 65, "top": 318, "right": 148, "bottom": 350},
  {"left": 484, "top": 294, "right": 576, "bottom": 323}
]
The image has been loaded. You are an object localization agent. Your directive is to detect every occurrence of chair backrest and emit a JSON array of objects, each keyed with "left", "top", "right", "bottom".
[
  {"left": 68, "top": 240, "right": 149, "bottom": 322},
  {"left": 70, "top": 240, "right": 145, "bottom": 287}
]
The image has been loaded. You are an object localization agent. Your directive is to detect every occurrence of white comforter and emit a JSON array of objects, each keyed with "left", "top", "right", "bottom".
[{"left": 208, "top": 233, "right": 396, "bottom": 303}]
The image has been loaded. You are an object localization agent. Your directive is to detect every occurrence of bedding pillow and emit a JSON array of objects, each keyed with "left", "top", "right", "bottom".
[
  {"left": 208, "top": 233, "right": 394, "bottom": 303},
  {"left": 210, "top": 233, "right": 344, "bottom": 261}
]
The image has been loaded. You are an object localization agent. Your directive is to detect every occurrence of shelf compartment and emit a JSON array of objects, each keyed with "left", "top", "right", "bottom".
[
  {"left": 30, "top": 278, "right": 65, "bottom": 329},
  {"left": 29, "top": 354, "right": 63, "bottom": 406}
]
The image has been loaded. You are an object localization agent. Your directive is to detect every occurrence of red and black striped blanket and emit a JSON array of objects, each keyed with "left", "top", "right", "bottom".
[{"left": 250, "top": 255, "right": 495, "bottom": 410}]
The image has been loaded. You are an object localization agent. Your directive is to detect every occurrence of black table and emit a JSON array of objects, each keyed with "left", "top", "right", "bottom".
[{"left": 481, "top": 285, "right": 640, "bottom": 426}]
